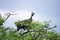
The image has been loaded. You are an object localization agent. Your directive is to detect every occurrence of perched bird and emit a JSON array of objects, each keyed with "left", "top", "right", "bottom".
[
  {"left": 5, "top": 13, "right": 17, "bottom": 20},
  {"left": 15, "top": 12, "right": 35, "bottom": 31}
]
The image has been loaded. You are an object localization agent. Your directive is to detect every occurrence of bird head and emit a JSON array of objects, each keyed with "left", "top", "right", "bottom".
[
  {"left": 5, "top": 13, "right": 18, "bottom": 15},
  {"left": 5, "top": 13, "right": 11, "bottom": 15},
  {"left": 31, "top": 12, "right": 35, "bottom": 16}
]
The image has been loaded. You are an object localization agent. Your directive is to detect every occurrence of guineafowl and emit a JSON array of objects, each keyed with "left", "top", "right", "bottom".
[{"left": 15, "top": 12, "right": 35, "bottom": 31}]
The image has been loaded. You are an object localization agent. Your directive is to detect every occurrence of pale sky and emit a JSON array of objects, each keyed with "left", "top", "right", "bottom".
[{"left": 0, "top": 0, "right": 60, "bottom": 33}]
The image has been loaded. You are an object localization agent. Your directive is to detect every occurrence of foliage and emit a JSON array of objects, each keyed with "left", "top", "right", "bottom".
[
  {"left": 0, "top": 16, "right": 5, "bottom": 26},
  {"left": 0, "top": 15, "right": 60, "bottom": 40}
]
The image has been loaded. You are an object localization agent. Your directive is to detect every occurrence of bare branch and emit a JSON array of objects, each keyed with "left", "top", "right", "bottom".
[{"left": 47, "top": 25, "right": 56, "bottom": 30}]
